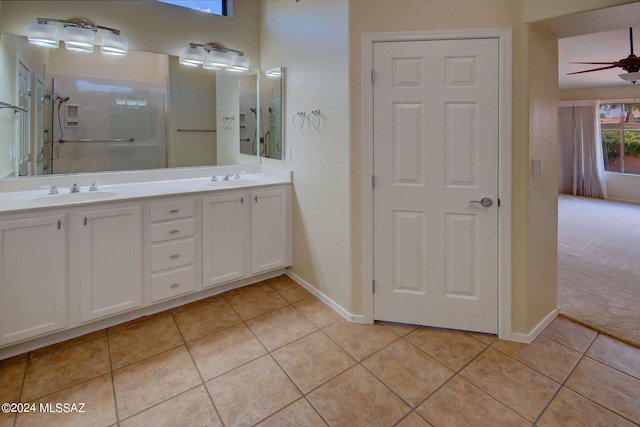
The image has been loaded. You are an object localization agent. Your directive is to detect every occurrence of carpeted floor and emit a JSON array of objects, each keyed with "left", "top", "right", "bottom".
[{"left": 558, "top": 194, "right": 640, "bottom": 348}]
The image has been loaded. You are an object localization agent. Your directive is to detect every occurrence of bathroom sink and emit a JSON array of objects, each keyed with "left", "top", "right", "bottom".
[
  {"left": 206, "top": 179, "right": 261, "bottom": 187},
  {"left": 27, "top": 191, "right": 119, "bottom": 206}
]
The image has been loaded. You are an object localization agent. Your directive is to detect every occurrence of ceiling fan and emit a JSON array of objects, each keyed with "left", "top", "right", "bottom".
[{"left": 568, "top": 27, "right": 640, "bottom": 81}]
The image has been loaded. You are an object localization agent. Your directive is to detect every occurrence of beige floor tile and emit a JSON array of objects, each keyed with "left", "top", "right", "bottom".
[
  {"left": 492, "top": 335, "right": 581, "bottom": 383},
  {"left": 466, "top": 331, "right": 500, "bottom": 345},
  {"left": 395, "top": 412, "right": 433, "bottom": 427},
  {"left": 272, "top": 331, "right": 356, "bottom": 393},
  {"left": 188, "top": 323, "right": 267, "bottom": 381},
  {"left": 28, "top": 331, "right": 108, "bottom": 360},
  {"left": 247, "top": 305, "right": 318, "bottom": 351},
  {"left": 586, "top": 334, "right": 640, "bottom": 379},
  {"left": 173, "top": 298, "right": 242, "bottom": 342},
  {"left": 362, "top": 340, "right": 454, "bottom": 407},
  {"left": 460, "top": 348, "right": 559, "bottom": 422},
  {"left": 0, "top": 361, "right": 25, "bottom": 427},
  {"left": 113, "top": 346, "right": 201, "bottom": 419},
  {"left": 22, "top": 337, "right": 110, "bottom": 401},
  {"left": 225, "top": 285, "right": 289, "bottom": 320},
  {"left": 565, "top": 357, "right": 640, "bottom": 424},
  {"left": 107, "top": 311, "right": 171, "bottom": 334},
  {"left": 380, "top": 321, "right": 420, "bottom": 337},
  {"left": 323, "top": 320, "right": 399, "bottom": 361},
  {"left": 0, "top": 361, "right": 25, "bottom": 403},
  {"left": 538, "top": 387, "right": 636, "bottom": 427},
  {"left": 0, "top": 352, "right": 27, "bottom": 369},
  {"left": 109, "top": 315, "right": 184, "bottom": 369},
  {"left": 120, "top": 385, "right": 221, "bottom": 427},
  {"left": 15, "top": 374, "right": 116, "bottom": 427},
  {"left": 269, "top": 276, "right": 312, "bottom": 303},
  {"left": 417, "top": 377, "right": 530, "bottom": 427},
  {"left": 293, "top": 297, "right": 342, "bottom": 328},
  {"left": 307, "top": 365, "right": 410, "bottom": 427},
  {"left": 405, "top": 327, "right": 487, "bottom": 371},
  {"left": 206, "top": 355, "right": 301, "bottom": 426},
  {"left": 541, "top": 316, "right": 597, "bottom": 353},
  {"left": 257, "top": 398, "right": 327, "bottom": 427}
]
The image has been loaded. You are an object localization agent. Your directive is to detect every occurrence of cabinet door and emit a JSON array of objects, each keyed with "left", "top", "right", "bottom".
[
  {"left": 251, "top": 188, "right": 289, "bottom": 274},
  {"left": 79, "top": 206, "right": 142, "bottom": 322},
  {"left": 0, "top": 215, "right": 66, "bottom": 345},
  {"left": 202, "top": 193, "right": 247, "bottom": 287}
]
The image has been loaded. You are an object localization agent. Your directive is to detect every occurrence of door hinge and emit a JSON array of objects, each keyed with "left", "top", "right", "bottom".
[
  {"left": 372, "top": 175, "right": 375, "bottom": 189},
  {"left": 498, "top": 198, "right": 501, "bottom": 207},
  {"left": 84, "top": 217, "right": 88, "bottom": 226},
  {"left": 57, "top": 220, "right": 61, "bottom": 229},
  {"left": 371, "top": 69, "right": 375, "bottom": 84},
  {"left": 372, "top": 279, "right": 375, "bottom": 294}
]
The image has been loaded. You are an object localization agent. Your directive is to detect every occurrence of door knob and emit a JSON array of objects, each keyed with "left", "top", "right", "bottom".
[{"left": 470, "top": 197, "right": 493, "bottom": 207}]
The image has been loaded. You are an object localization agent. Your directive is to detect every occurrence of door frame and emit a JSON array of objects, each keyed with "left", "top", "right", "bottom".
[{"left": 362, "top": 28, "right": 513, "bottom": 339}]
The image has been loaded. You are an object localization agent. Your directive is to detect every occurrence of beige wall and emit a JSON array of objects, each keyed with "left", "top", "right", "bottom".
[
  {"left": 260, "top": 0, "right": 354, "bottom": 310},
  {"left": 0, "top": 1, "right": 260, "bottom": 61}
]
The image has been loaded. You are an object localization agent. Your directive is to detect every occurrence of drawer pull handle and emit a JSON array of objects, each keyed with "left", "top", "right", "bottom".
[
  {"left": 170, "top": 283, "right": 180, "bottom": 288},
  {"left": 170, "top": 254, "right": 180, "bottom": 259},
  {"left": 170, "top": 209, "right": 180, "bottom": 213},
  {"left": 169, "top": 229, "right": 180, "bottom": 234}
]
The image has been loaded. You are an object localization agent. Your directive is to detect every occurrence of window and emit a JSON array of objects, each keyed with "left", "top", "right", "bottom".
[
  {"left": 599, "top": 103, "right": 640, "bottom": 175},
  {"left": 156, "top": 0, "right": 227, "bottom": 16}
]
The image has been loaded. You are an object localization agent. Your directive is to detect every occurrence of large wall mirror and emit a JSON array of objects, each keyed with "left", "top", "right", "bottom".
[{"left": 0, "top": 33, "right": 283, "bottom": 179}]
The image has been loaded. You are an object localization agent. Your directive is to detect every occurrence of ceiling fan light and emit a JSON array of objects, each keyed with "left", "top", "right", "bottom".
[
  {"left": 27, "top": 22, "right": 59, "bottom": 48},
  {"left": 619, "top": 72, "right": 640, "bottom": 83},
  {"left": 101, "top": 32, "right": 128, "bottom": 55},
  {"left": 64, "top": 26, "right": 95, "bottom": 52}
]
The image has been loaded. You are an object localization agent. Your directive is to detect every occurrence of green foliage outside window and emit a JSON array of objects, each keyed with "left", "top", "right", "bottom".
[{"left": 601, "top": 129, "right": 640, "bottom": 163}]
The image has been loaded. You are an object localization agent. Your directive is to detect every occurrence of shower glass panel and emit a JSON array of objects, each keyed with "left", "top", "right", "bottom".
[{"left": 50, "top": 75, "right": 166, "bottom": 174}]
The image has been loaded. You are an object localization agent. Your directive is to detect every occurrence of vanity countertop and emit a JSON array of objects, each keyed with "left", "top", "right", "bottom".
[{"left": 0, "top": 173, "right": 290, "bottom": 214}]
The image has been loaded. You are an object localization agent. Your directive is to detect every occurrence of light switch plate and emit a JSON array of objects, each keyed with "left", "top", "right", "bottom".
[
  {"left": 532, "top": 159, "right": 543, "bottom": 177},
  {"left": 285, "top": 148, "right": 291, "bottom": 162}
]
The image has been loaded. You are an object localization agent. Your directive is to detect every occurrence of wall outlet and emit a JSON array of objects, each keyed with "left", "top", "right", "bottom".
[{"left": 532, "top": 159, "right": 543, "bottom": 177}]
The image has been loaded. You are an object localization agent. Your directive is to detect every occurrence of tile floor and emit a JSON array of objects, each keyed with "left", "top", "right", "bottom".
[{"left": 1, "top": 275, "right": 639, "bottom": 427}]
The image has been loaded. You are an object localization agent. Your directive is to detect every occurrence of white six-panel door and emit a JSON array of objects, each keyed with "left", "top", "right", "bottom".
[{"left": 373, "top": 38, "right": 499, "bottom": 333}]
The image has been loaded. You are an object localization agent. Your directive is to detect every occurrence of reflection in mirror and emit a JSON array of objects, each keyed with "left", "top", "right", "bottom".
[
  {"left": 0, "top": 33, "right": 259, "bottom": 179},
  {"left": 260, "top": 67, "right": 283, "bottom": 160},
  {"left": 239, "top": 74, "right": 258, "bottom": 156}
]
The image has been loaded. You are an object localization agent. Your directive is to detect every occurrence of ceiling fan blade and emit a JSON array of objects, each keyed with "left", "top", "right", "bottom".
[{"left": 567, "top": 65, "right": 618, "bottom": 75}]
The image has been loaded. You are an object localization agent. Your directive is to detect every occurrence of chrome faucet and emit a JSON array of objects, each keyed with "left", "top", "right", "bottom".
[
  {"left": 223, "top": 173, "right": 232, "bottom": 181},
  {"left": 211, "top": 175, "right": 219, "bottom": 182},
  {"left": 70, "top": 183, "right": 80, "bottom": 193},
  {"left": 49, "top": 185, "right": 59, "bottom": 195},
  {"left": 89, "top": 182, "right": 99, "bottom": 192},
  {"left": 233, "top": 172, "right": 241, "bottom": 180}
]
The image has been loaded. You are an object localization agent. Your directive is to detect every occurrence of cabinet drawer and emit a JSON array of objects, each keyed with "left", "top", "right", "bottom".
[
  {"left": 151, "top": 238, "right": 195, "bottom": 271},
  {"left": 150, "top": 199, "right": 195, "bottom": 222},
  {"left": 150, "top": 218, "right": 195, "bottom": 243},
  {"left": 151, "top": 265, "right": 195, "bottom": 302}
]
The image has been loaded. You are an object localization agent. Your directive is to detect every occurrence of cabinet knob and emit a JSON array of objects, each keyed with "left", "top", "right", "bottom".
[
  {"left": 169, "top": 229, "right": 180, "bottom": 234},
  {"left": 170, "top": 283, "right": 180, "bottom": 289},
  {"left": 170, "top": 254, "right": 180, "bottom": 259},
  {"left": 169, "top": 209, "right": 180, "bottom": 214}
]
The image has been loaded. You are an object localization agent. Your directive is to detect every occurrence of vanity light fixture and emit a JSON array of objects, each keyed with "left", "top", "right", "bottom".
[
  {"left": 26, "top": 17, "right": 128, "bottom": 55},
  {"left": 265, "top": 67, "right": 282, "bottom": 77},
  {"left": 180, "top": 42, "right": 249, "bottom": 72}
]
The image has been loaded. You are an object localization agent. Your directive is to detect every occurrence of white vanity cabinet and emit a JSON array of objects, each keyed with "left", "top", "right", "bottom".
[
  {"left": 74, "top": 205, "right": 143, "bottom": 322},
  {"left": 202, "top": 193, "right": 248, "bottom": 288},
  {"left": 149, "top": 198, "right": 197, "bottom": 302},
  {"left": 251, "top": 188, "right": 291, "bottom": 274},
  {"left": 0, "top": 215, "right": 67, "bottom": 345},
  {"left": 202, "top": 186, "right": 291, "bottom": 288}
]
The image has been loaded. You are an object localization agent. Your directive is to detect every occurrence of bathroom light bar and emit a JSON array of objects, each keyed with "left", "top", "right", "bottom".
[
  {"left": 27, "top": 17, "right": 128, "bottom": 55},
  {"left": 179, "top": 42, "right": 249, "bottom": 72}
]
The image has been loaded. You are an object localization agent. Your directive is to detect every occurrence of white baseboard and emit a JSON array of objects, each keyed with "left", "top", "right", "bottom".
[
  {"left": 508, "top": 306, "right": 559, "bottom": 343},
  {"left": 285, "top": 270, "right": 365, "bottom": 324}
]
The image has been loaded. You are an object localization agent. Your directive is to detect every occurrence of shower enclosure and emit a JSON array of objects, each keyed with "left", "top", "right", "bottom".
[{"left": 46, "top": 74, "right": 166, "bottom": 174}]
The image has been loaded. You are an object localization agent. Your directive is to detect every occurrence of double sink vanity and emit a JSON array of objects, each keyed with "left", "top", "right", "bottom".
[{"left": 0, "top": 165, "right": 292, "bottom": 358}]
